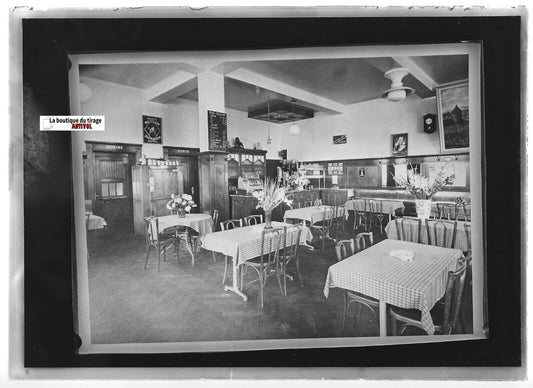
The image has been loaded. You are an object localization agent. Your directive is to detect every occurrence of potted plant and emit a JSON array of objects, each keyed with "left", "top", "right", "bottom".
[{"left": 393, "top": 165, "right": 455, "bottom": 219}]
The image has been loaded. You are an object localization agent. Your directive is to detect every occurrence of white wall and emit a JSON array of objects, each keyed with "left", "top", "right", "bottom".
[
  {"left": 78, "top": 78, "right": 199, "bottom": 158},
  {"left": 280, "top": 96, "right": 440, "bottom": 161},
  {"left": 226, "top": 108, "right": 281, "bottom": 159},
  {"left": 78, "top": 77, "right": 440, "bottom": 162}
]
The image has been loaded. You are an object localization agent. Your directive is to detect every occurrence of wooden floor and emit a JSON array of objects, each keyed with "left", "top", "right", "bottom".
[{"left": 85, "top": 224, "right": 472, "bottom": 345}]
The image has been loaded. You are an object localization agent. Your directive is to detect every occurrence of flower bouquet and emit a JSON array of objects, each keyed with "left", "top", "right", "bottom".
[
  {"left": 393, "top": 165, "right": 455, "bottom": 219},
  {"left": 166, "top": 193, "right": 197, "bottom": 217},
  {"left": 250, "top": 177, "right": 292, "bottom": 228}
]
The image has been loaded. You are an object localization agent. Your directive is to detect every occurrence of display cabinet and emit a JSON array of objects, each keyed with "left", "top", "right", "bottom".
[{"left": 227, "top": 148, "right": 267, "bottom": 191}]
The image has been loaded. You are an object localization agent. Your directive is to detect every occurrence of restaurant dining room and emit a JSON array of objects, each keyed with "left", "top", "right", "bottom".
[{"left": 69, "top": 42, "right": 484, "bottom": 353}]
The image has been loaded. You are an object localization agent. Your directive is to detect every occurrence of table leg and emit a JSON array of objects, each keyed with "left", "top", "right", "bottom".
[
  {"left": 224, "top": 255, "right": 248, "bottom": 302},
  {"left": 379, "top": 300, "right": 387, "bottom": 337}
]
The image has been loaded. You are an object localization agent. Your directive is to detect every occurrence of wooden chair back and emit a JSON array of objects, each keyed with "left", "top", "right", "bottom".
[
  {"left": 394, "top": 217, "right": 422, "bottom": 243},
  {"left": 304, "top": 200, "right": 314, "bottom": 207},
  {"left": 212, "top": 209, "right": 220, "bottom": 232},
  {"left": 425, "top": 219, "right": 458, "bottom": 249},
  {"left": 220, "top": 219, "right": 243, "bottom": 231},
  {"left": 354, "top": 232, "right": 373, "bottom": 252},
  {"left": 442, "top": 262, "right": 468, "bottom": 334},
  {"left": 281, "top": 224, "right": 303, "bottom": 262},
  {"left": 335, "top": 239, "right": 356, "bottom": 262},
  {"left": 143, "top": 216, "right": 159, "bottom": 245},
  {"left": 244, "top": 214, "right": 263, "bottom": 226},
  {"left": 259, "top": 226, "right": 284, "bottom": 268},
  {"left": 368, "top": 199, "right": 382, "bottom": 214}
]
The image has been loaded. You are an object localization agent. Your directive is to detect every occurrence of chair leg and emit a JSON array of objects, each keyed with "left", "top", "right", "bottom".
[
  {"left": 223, "top": 256, "right": 229, "bottom": 285},
  {"left": 342, "top": 292, "right": 348, "bottom": 336},
  {"left": 296, "top": 255, "right": 304, "bottom": 287},
  {"left": 322, "top": 230, "right": 325, "bottom": 252},
  {"left": 259, "top": 270, "right": 264, "bottom": 308},
  {"left": 212, "top": 251, "right": 217, "bottom": 263},
  {"left": 144, "top": 246, "right": 152, "bottom": 270}
]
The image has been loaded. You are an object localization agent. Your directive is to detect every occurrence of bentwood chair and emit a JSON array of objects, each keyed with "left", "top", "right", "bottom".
[
  {"left": 304, "top": 200, "right": 314, "bottom": 207},
  {"left": 168, "top": 208, "right": 196, "bottom": 266},
  {"left": 353, "top": 199, "right": 371, "bottom": 232},
  {"left": 425, "top": 219, "right": 458, "bottom": 249},
  {"left": 390, "top": 261, "right": 468, "bottom": 335},
  {"left": 354, "top": 232, "right": 374, "bottom": 252},
  {"left": 335, "top": 235, "right": 380, "bottom": 336},
  {"left": 394, "top": 217, "right": 422, "bottom": 243},
  {"left": 310, "top": 206, "right": 335, "bottom": 252},
  {"left": 244, "top": 214, "right": 264, "bottom": 226},
  {"left": 143, "top": 217, "right": 178, "bottom": 272},
  {"left": 240, "top": 226, "right": 284, "bottom": 308},
  {"left": 220, "top": 219, "right": 243, "bottom": 284},
  {"left": 329, "top": 206, "right": 350, "bottom": 243},
  {"left": 368, "top": 199, "right": 386, "bottom": 235},
  {"left": 278, "top": 224, "right": 304, "bottom": 294},
  {"left": 463, "top": 222, "right": 472, "bottom": 256}
]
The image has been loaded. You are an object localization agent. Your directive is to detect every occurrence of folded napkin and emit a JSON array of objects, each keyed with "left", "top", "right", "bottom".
[{"left": 389, "top": 250, "right": 414, "bottom": 262}]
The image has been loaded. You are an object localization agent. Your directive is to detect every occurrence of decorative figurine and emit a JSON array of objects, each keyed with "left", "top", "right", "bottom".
[{"left": 234, "top": 137, "right": 245, "bottom": 149}]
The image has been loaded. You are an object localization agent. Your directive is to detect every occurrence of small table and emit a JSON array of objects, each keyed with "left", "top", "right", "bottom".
[
  {"left": 85, "top": 212, "right": 107, "bottom": 230},
  {"left": 202, "top": 221, "right": 313, "bottom": 301},
  {"left": 154, "top": 213, "right": 213, "bottom": 266},
  {"left": 385, "top": 219, "right": 470, "bottom": 252},
  {"left": 323, "top": 239, "right": 463, "bottom": 336}
]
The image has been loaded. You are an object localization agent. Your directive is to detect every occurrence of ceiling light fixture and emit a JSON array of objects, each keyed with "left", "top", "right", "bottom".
[
  {"left": 288, "top": 98, "right": 300, "bottom": 135},
  {"left": 266, "top": 96, "right": 272, "bottom": 145},
  {"left": 381, "top": 68, "right": 415, "bottom": 102}
]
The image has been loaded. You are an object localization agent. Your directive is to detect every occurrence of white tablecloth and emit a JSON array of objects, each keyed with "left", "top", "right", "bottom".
[
  {"left": 385, "top": 219, "right": 470, "bottom": 252},
  {"left": 86, "top": 213, "right": 107, "bottom": 230},
  {"left": 203, "top": 221, "right": 312, "bottom": 265},
  {"left": 324, "top": 239, "right": 463, "bottom": 335},
  {"left": 344, "top": 199, "right": 404, "bottom": 215},
  {"left": 283, "top": 205, "right": 335, "bottom": 224},
  {"left": 154, "top": 213, "right": 213, "bottom": 239}
]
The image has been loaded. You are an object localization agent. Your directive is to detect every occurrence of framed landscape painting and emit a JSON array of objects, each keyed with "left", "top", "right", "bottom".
[{"left": 437, "top": 81, "right": 469, "bottom": 152}]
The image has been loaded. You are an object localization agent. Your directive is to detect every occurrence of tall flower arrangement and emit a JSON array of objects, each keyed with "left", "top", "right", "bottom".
[
  {"left": 393, "top": 165, "right": 455, "bottom": 200},
  {"left": 252, "top": 177, "right": 293, "bottom": 211}
]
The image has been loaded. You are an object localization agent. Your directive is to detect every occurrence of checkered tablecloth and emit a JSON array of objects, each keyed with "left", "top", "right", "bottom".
[
  {"left": 154, "top": 213, "right": 213, "bottom": 239},
  {"left": 323, "top": 239, "right": 463, "bottom": 335},
  {"left": 283, "top": 205, "right": 338, "bottom": 224},
  {"left": 202, "top": 222, "right": 312, "bottom": 265},
  {"left": 344, "top": 199, "right": 404, "bottom": 215},
  {"left": 385, "top": 219, "right": 470, "bottom": 252}
]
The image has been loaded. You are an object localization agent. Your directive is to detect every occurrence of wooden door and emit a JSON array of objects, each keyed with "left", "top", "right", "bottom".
[
  {"left": 167, "top": 155, "right": 199, "bottom": 211},
  {"left": 93, "top": 152, "right": 134, "bottom": 231}
]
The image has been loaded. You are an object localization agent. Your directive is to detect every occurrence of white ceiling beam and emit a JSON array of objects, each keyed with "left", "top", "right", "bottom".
[
  {"left": 225, "top": 68, "right": 345, "bottom": 115},
  {"left": 145, "top": 71, "right": 197, "bottom": 103},
  {"left": 392, "top": 56, "right": 437, "bottom": 91}
]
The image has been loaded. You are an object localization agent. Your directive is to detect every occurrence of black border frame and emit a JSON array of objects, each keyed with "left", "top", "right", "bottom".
[{"left": 21, "top": 16, "right": 522, "bottom": 368}]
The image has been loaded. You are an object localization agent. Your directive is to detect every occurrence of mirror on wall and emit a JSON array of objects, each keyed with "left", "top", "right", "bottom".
[{"left": 381, "top": 160, "right": 469, "bottom": 189}]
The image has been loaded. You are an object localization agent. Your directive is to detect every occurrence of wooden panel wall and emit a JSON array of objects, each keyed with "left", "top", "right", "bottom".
[{"left": 198, "top": 151, "right": 230, "bottom": 221}]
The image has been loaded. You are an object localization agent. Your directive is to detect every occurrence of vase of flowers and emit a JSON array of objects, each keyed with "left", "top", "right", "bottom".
[
  {"left": 166, "top": 193, "right": 197, "bottom": 217},
  {"left": 393, "top": 165, "right": 455, "bottom": 220},
  {"left": 249, "top": 177, "right": 292, "bottom": 228}
]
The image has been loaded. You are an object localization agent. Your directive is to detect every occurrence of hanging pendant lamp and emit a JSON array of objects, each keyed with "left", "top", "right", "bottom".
[
  {"left": 266, "top": 96, "right": 272, "bottom": 145},
  {"left": 288, "top": 98, "right": 301, "bottom": 135},
  {"left": 381, "top": 68, "right": 415, "bottom": 102}
]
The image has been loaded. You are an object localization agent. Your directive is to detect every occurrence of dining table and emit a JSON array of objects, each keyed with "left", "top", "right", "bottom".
[
  {"left": 153, "top": 213, "right": 213, "bottom": 266},
  {"left": 283, "top": 205, "right": 337, "bottom": 225},
  {"left": 85, "top": 212, "right": 107, "bottom": 230},
  {"left": 385, "top": 218, "right": 470, "bottom": 252},
  {"left": 323, "top": 239, "right": 464, "bottom": 336},
  {"left": 344, "top": 198, "right": 404, "bottom": 217},
  {"left": 202, "top": 221, "right": 313, "bottom": 301}
]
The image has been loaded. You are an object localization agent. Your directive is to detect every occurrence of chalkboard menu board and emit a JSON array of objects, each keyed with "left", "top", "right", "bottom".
[{"left": 208, "top": 110, "right": 227, "bottom": 150}]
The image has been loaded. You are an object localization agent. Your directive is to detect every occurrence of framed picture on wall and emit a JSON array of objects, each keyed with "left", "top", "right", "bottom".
[
  {"left": 392, "top": 133, "right": 408, "bottom": 156},
  {"left": 437, "top": 81, "right": 469, "bottom": 152},
  {"left": 142, "top": 115, "right": 162, "bottom": 144}
]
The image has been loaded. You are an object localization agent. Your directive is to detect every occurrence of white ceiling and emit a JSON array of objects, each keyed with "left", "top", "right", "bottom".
[{"left": 79, "top": 54, "right": 468, "bottom": 114}]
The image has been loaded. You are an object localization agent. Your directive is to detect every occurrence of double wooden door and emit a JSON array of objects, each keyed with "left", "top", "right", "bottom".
[
  {"left": 166, "top": 155, "right": 199, "bottom": 210},
  {"left": 92, "top": 152, "right": 135, "bottom": 231}
]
